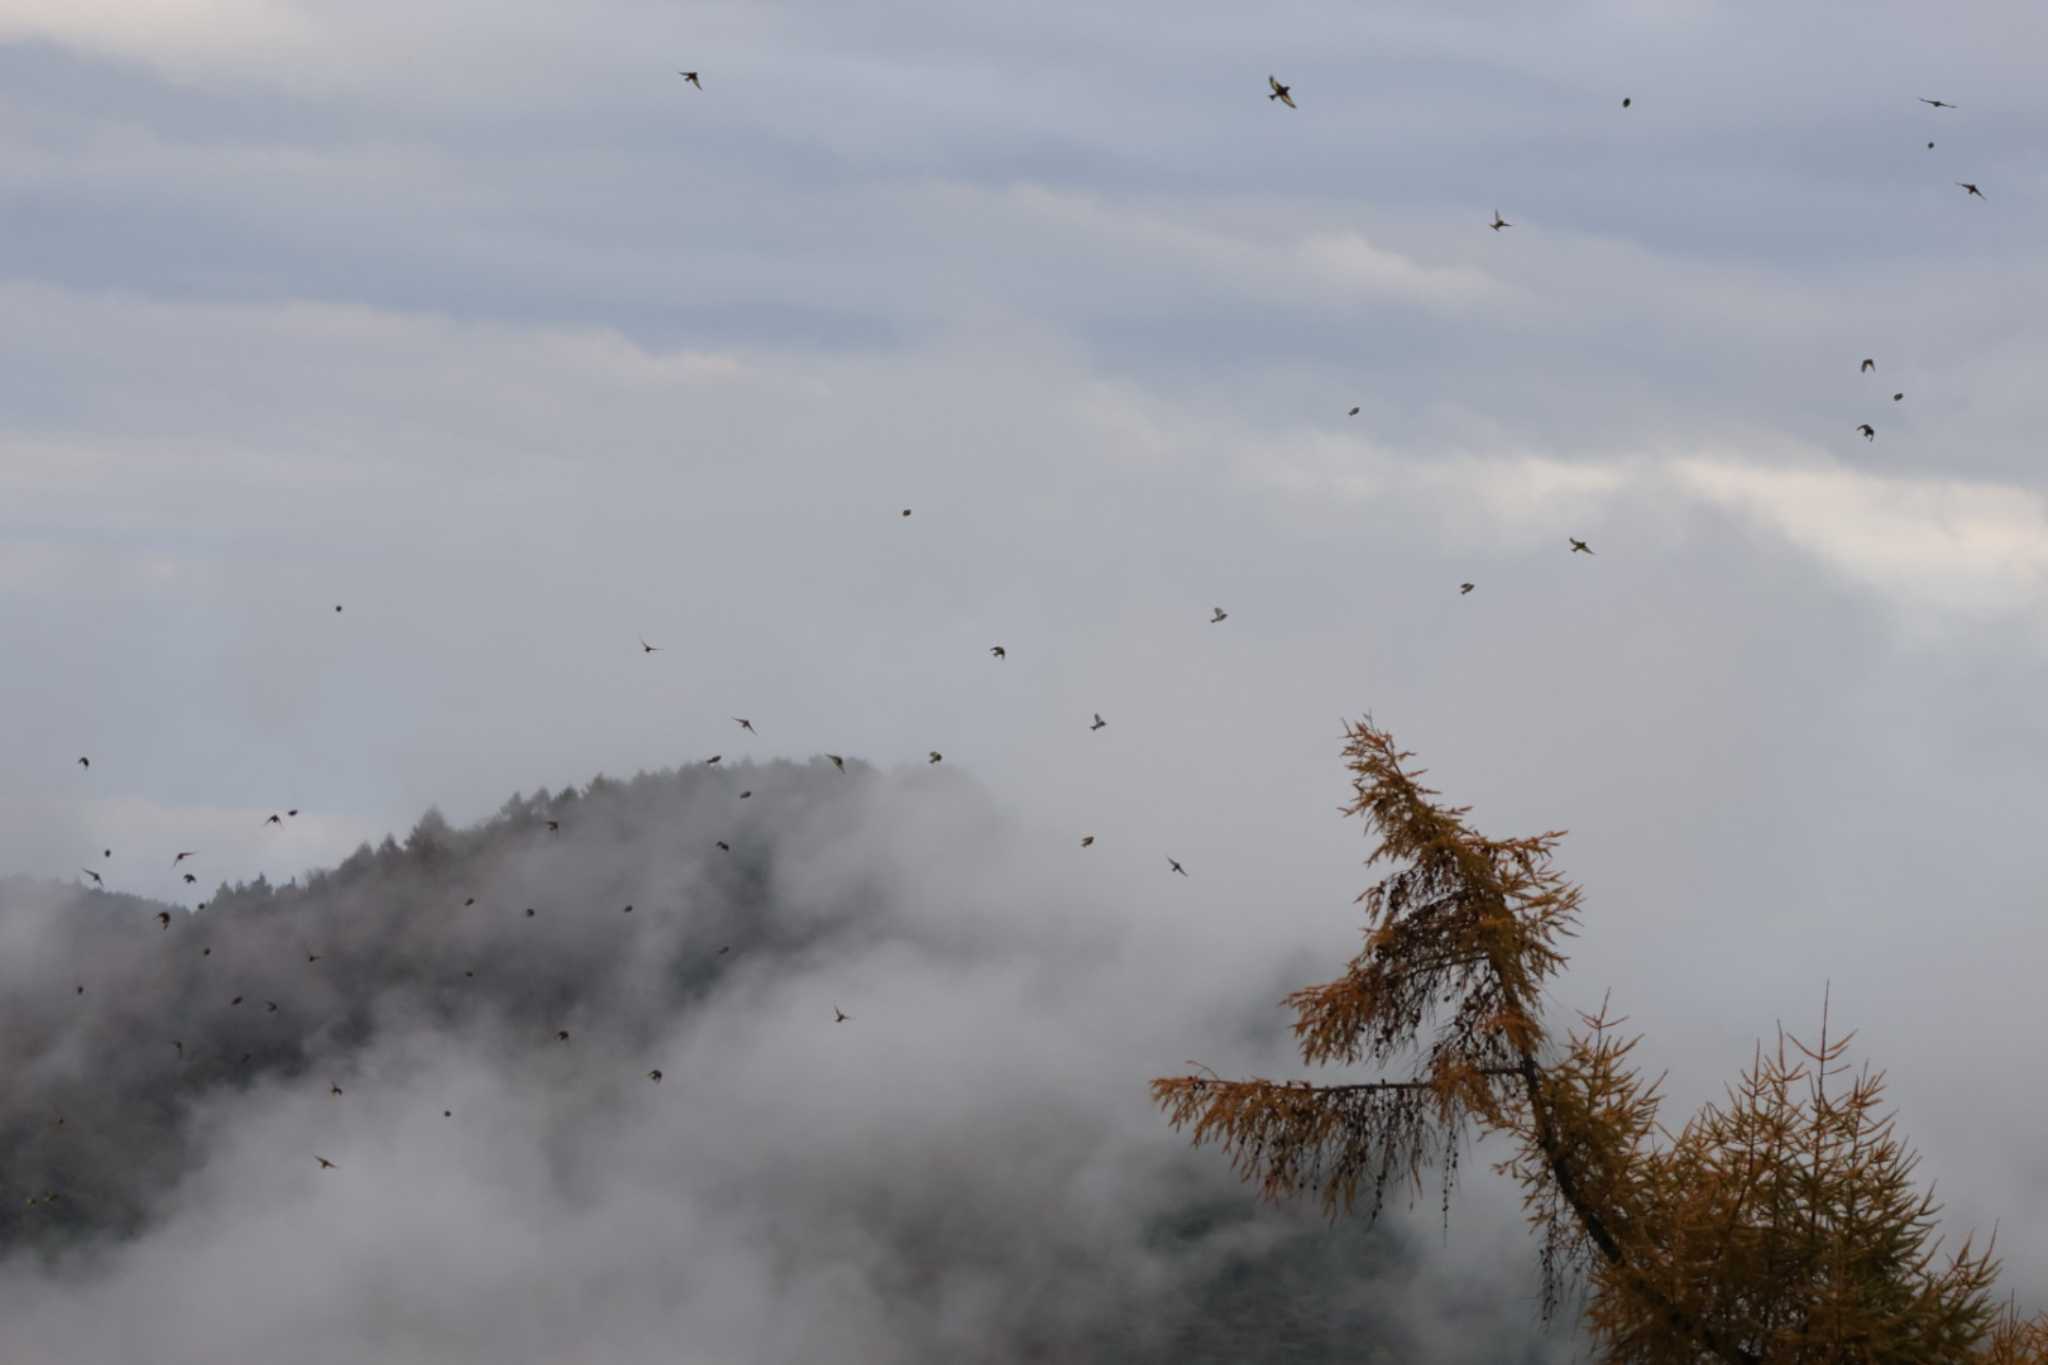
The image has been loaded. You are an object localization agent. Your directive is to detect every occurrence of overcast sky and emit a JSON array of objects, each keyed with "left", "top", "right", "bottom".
[{"left": 2, "top": 0, "right": 2045, "bottom": 1350}]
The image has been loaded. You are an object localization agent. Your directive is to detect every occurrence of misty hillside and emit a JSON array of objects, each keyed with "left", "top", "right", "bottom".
[{"left": 0, "top": 757, "right": 1579, "bottom": 1363}]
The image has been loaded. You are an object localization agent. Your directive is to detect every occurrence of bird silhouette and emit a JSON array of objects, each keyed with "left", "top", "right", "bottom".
[
  {"left": 1210, "top": 607, "right": 1228, "bottom": 623},
  {"left": 202, "top": 946, "right": 211, "bottom": 956},
  {"left": 307, "top": 952, "right": 320, "bottom": 963},
  {"left": 1893, "top": 393, "right": 1904, "bottom": 402},
  {"left": 265, "top": 814, "right": 282, "bottom": 825},
  {"left": 1091, "top": 713, "right": 1106, "bottom": 731},
  {"left": 1928, "top": 141, "right": 1935, "bottom": 149},
  {"left": 828, "top": 754, "right": 846, "bottom": 772},
  {"left": 641, "top": 638, "right": 660, "bottom": 654},
  {"left": 173, "top": 1040, "right": 184, "bottom": 1058},
  {"left": 648, "top": 1070, "right": 664, "bottom": 1082},
  {"left": 716, "top": 841, "right": 731, "bottom": 852},
  {"left": 1490, "top": 211, "right": 1511, "bottom": 231},
  {"left": 1957, "top": 182, "right": 1985, "bottom": 199},
  {"left": 1460, "top": 582, "right": 1475, "bottom": 595},
  {"left": 103, "top": 849, "right": 111, "bottom": 858},
  {"left": 75, "top": 983, "right": 84, "bottom": 996},
  {"left": 77, "top": 757, "right": 89, "bottom": 768},
  {"left": 545, "top": 819, "right": 561, "bottom": 832},
  {"left": 173, "top": 851, "right": 197, "bottom": 866},
  {"left": 1622, "top": 97, "right": 1631, "bottom": 108},
  {"left": 266, "top": 1001, "right": 278, "bottom": 1013},
  {"left": 464, "top": 898, "right": 475, "bottom": 906},
  {"left": 157, "top": 911, "right": 172, "bottom": 929},
  {"left": 734, "top": 717, "right": 756, "bottom": 733},
  {"left": 1857, "top": 424, "right": 1876, "bottom": 440},
  {"left": 1267, "top": 76, "right": 1295, "bottom": 108},
  {"left": 330, "top": 1083, "right": 343, "bottom": 1096},
  {"left": 1861, "top": 358, "right": 1876, "bottom": 373},
  {"left": 231, "top": 996, "right": 243, "bottom": 1006},
  {"left": 928, "top": 751, "right": 942, "bottom": 764},
  {"left": 990, "top": 645, "right": 1006, "bottom": 659},
  {"left": 739, "top": 789, "right": 752, "bottom": 799},
  {"left": 834, "top": 1007, "right": 851, "bottom": 1023},
  {"left": 1081, "top": 835, "right": 1095, "bottom": 848},
  {"left": 1569, "top": 538, "right": 1594, "bottom": 555},
  {"left": 1168, "top": 857, "right": 1188, "bottom": 877},
  {"left": 525, "top": 907, "right": 536, "bottom": 918},
  {"left": 1348, "top": 406, "right": 1360, "bottom": 416},
  {"left": 316, "top": 1156, "right": 337, "bottom": 1170},
  {"left": 334, "top": 605, "right": 342, "bottom": 613},
  {"left": 80, "top": 868, "right": 102, "bottom": 886},
  {"left": 705, "top": 756, "right": 721, "bottom": 766},
  {"left": 901, "top": 508, "right": 912, "bottom": 518},
  {"left": 679, "top": 71, "right": 701, "bottom": 89},
  {"left": 718, "top": 946, "right": 730, "bottom": 955},
  {"left": 443, "top": 1110, "right": 452, "bottom": 1117},
  {"left": 287, "top": 809, "right": 299, "bottom": 817},
  {"left": 556, "top": 1030, "right": 571, "bottom": 1043},
  {"left": 183, "top": 873, "right": 197, "bottom": 884},
  {"left": 1920, "top": 98, "right": 1956, "bottom": 109},
  {"left": 622, "top": 904, "right": 633, "bottom": 913}
]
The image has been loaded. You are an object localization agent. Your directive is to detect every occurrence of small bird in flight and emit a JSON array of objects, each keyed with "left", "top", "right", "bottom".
[
  {"left": 77, "top": 756, "right": 89, "bottom": 769},
  {"left": 1168, "top": 857, "right": 1188, "bottom": 877},
  {"left": 1957, "top": 182, "right": 1985, "bottom": 199},
  {"left": 641, "top": 639, "right": 661, "bottom": 654},
  {"left": 266, "top": 1001, "right": 279, "bottom": 1013},
  {"left": 739, "top": 790, "right": 751, "bottom": 799},
  {"left": 622, "top": 904, "right": 633, "bottom": 914},
  {"left": 81, "top": 868, "right": 102, "bottom": 886},
  {"left": 718, "top": 946, "right": 730, "bottom": 955},
  {"left": 834, "top": 1007, "right": 851, "bottom": 1023},
  {"left": 173, "top": 1040, "right": 184, "bottom": 1057},
  {"left": 1348, "top": 406, "right": 1360, "bottom": 416},
  {"left": 928, "top": 751, "right": 942, "bottom": 764},
  {"left": 1861, "top": 358, "right": 1876, "bottom": 373},
  {"left": 705, "top": 756, "right": 721, "bottom": 766},
  {"left": 1856, "top": 424, "right": 1876, "bottom": 440},
  {"left": 330, "top": 1083, "right": 343, "bottom": 1096},
  {"left": 1569, "top": 538, "right": 1594, "bottom": 555},
  {"left": 1210, "top": 607, "right": 1228, "bottom": 623},
  {"left": 1920, "top": 98, "right": 1956, "bottom": 109},
  {"left": 265, "top": 814, "right": 282, "bottom": 825},
  {"left": 1622, "top": 97, "right": 1631, "bottom": 108},
  {"left": 1081, "top": 835, "right": 1095, "bottom": 848},
  {"left": 174, "top": 851, "right": 197, "bottom": 866},
  {"left": 648, "top": 1070, "right": 664, "bottom": 1082},
  {"left": 716, "top": 841, "right": 731, "bottom": 852},
  {"left": 734, "top": 717, "right": 756, "bottom": 733},
  {"left": 901, "top": 508, "right": 912, "bottom": 518},
  {"left": 1267, "top": 76, "right": 1295, "bottom": 109},
  {"left": 157, "top": 911, "right": 172, "bottom": 929},
  {"left": 307, "top": 952, "right": 321, "bottom": 963},
  {"left": 1490, "top": 211, "right": 1511, "bottom": 231},
  {"left": 231, "top": 996, "right": 244, "bottom": 1006},
  {"left": 990, "top": 645, "right": 1006, "bottom": 659},
  {"left": 1893, "top": 393, "right": 1904, "bottom": 402},
  {"left": 545, "top": 820, "right": 561, "bottom": 832},
  {"left": 679, "top": 71, "right": 701, "bottom": 89},
  {"left": 556, "top": 1030, "right": 571, "bottom": 1042},
  {"left": 287, "top": 809, "right": 299, "bottom": 817},
  {"left": 316, "top": 1156, "right": 338, "bottom": 1170},
  {"left": 525, "top": 907, "right": 537, "bottom": 918},
  {"left": 828, "top": 755, "right": 846, "bottom": 772},
  {"left": 463, "top": 898, "right": 475, "bottom": 906},
  {"left": 183, "top": 873, "right": 197, "bottom": 885},
  {"left": 1090, "top": 713, "right": 1106, "bottom": 731},
  {"left": 1460, "top": 582, "right": 1475, "bottom": 595}
]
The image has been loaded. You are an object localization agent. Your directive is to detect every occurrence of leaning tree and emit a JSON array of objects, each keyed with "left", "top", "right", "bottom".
[{"left": 1152, "top": 718, "right": 2047, "bottom": 1363}]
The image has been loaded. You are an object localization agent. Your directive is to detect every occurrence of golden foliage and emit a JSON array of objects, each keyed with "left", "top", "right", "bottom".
[{"left": 1151, "top": 717, "right": 2047, "bottom": 1363}]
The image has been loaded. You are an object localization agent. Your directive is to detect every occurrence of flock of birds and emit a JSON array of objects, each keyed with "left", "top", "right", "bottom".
[{"left": 38, "top": 71, "right": 1992, "bottom": 1191}]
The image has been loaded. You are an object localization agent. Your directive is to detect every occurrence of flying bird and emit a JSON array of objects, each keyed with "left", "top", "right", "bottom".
[
  {"left": 157, "top": 911, "right": 172, "bottom": 929},
  {"left": 334, "top": 605, "right": 342, "bottom": 612},
  {"left": 1090, "top": 713, "right": 1106, "bottom": 731},
  {"left": 307, "top": 953, "right": 320, "bottom": 963},
  {"left": 77, "top": 757, "right": 89, "bottom": 768},
  {"left": 265, "top": 814, "right": 282, "bottom": 825},
  {"left": 1861, "top": 358, "right": 1875, "bottom": 373},
  {"left": 1622, "top": 97, "right": 1631, "bottom": 108},
  {"left": 1348, "top": 406, "right": 1360, "bottom": 416},
  {"left": 1081, "top": 835, "right": 1095, "bottom": 848},
  {"left": 183, "top": 873, "right": 197, "bottom": 884},
  {"left": 648, "top": 1070, "right": 664, "bottom": 1082},
  {"left": 718, "top": 946, "right": 730, "bottom": 955},
  {"left": 1569, "top": 538, "right": 1594, "bottom": 555},
  {"left": 556, "top": 1030, "right": 571, "bottom": 1042},
  {"left": 330, "top": 1084, "right": 343, "bottom": 1096},
  {"left": 705, "top": 755, "right": 721, "bottom": 766},
  {"left": 1490, "top": 211, "right": 1511, "bottom": 231},
  {"left": 828, "top": 754, "right": 846, "bottom": 772},
  {"left": 1856, "top": 424, "right": 1876, "bottom": 440},
  {"left": 640, "top": 638, "right": 660, "bottom": 654},
  {"left": 990, "top": 645, "right": 1006, "bottom": 659},
  {"left": 444, "top": 1110, "right": 452, "bottom": 1118},
  {"left": 231, "top": 996, "right": 243, "bottom": 1006},
  {"left": 1927, "top": 141, "right": 1935, "bottom": 149},
  {"left": 266, "top": 1001, "right": 278, "bottom": 1013},
  {"left": 1920, "top": 98, "right": 1956, "bottom": 109},
  {"left": 679, "top": 71, "right": 701, "bottom": 89},
  {"left": 463, "top": 897, "right": 475, "bottom": 906},
  {"left": 174, "top": 851, "right": 197, "bottom": 865},
  {"left": 739, "top": 789, "right": 752, "bottom": 799},
  {"left": 545, "top": 819, "right": 561, "bottom": 831},
  {"left": 287, "top": 809, "right": 299, "bottom": 817},
  {"left": 173, "top": 1040, "right": 184, "bottom": 1058},
  {"left": 834, "top": 1007, "right": 851, "bottom": 1023},
  {"left": 1210, "top": 607, "right": 1228, "bottom": 623},
  {"left": 1460, "top": 582, "right": 1475, "bottom": 595},
  {"left": 928, "top": 751, "right": 942, "bottom": 764},
  {"left": 81, "top": 868, "right": 102, "bottom": 886},
  {"left": 316, "top": 1156, "right": 337, "bottom": 1170},
  {"left": 525, "top": 907, "right": 536, "bottom": 918},
  {"left": 716, "top": 841, "right": 731, "bottom": 852},
  {"left": 1267, "top": 76, "right": 1295, "bottom": 108},
  {"left": 1957, "top": 182, "right": 1985, "bottom": 199},
  {"left": 1893, "top": 393, "right": 1904, "bottom": 402},
  {"left": 622, "top": 904, "right": 633, "bottom": 913},
  {"left": 900, "top": 508, "right": 912, "bottom": 517},
  {"left": 75, "top": 984, "right": 84, "bottom": 996},
  {"left": 734, "top": 717, "right": 756, "bottom": 733},
  {"left": 103, "top": 849, "right": 111, "bottom": 858},
  {"left": 1168, "top": 857, "right": 1188, "bottom": 877}
]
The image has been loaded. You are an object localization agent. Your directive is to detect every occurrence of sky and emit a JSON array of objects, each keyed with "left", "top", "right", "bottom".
[{"left": 1, "top": 0, "right": 2045, "bottom": 1355}]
